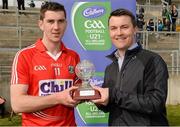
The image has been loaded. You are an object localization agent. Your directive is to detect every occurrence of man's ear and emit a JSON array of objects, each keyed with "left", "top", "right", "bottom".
[{"left": 38, "top": 20, "right": 43, "bottom": 31}]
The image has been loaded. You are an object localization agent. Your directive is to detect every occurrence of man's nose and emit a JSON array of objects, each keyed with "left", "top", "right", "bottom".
[
  {"left": 53, "top": 22, "right": 60, "bottom": 29},
  {"left": 116, "top": 28, "right": 123, "bottom": 35}
]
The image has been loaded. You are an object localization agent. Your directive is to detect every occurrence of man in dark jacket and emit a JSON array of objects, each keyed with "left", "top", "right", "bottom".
[
  {"left": 2, "top": 0, "right": 8, "bottom": 9},
  {"left": 92, "top": 8, "right": 169, "bottom": 126},
  {"left": 171, "top": 4, "right": 178, "bottom": 31},
  {"left": 17, "top": 0, "right": 25, "bottom": 10}
]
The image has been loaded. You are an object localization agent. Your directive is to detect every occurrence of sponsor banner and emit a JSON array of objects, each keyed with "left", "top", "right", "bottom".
[
  {"left": 71, "top": 2, "right": 111, "bottom": 51},
  {"left": 54, "top": 0, "right": 135, "bottom": 126}
]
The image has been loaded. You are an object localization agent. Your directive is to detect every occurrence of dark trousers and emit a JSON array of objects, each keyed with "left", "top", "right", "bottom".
[
  {"left": 0, "top": 103, "right": 5, "bottom": 118},
  {"left": 172, "top": 22, "right": 176, "bottom": 31},
  {"left": 2, "top": 0, "right": 8, "bottom": 9},
  {"left": 17, "top": 0, "right": 25, "bottom": 10}
]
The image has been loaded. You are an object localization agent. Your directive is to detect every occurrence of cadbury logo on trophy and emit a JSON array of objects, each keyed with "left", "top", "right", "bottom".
[{"left": 72, "top": 60, "right": 101, "bottom": 100}]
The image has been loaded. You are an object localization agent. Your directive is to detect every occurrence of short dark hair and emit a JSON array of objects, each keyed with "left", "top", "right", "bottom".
[
  {"left": 108, "top": 8, "right": 136, "bottom": 27},
  {"left": 40, "top": 2, "right": 66, "bottom": 20}
]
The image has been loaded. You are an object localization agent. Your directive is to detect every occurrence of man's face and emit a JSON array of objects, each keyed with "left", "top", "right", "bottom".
[
  {"left": 39, "top": 10, "right": 67, "bottom": 43},
  {"left": 109, "top": 15, "right": 137, "bottom": 51}
]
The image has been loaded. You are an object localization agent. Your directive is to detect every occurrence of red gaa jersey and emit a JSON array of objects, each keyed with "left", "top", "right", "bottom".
[{"left": 11, "top": 39, "right": 80, "bottom": 126}]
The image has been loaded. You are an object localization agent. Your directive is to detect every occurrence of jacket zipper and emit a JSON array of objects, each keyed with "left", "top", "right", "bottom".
[{"left": 119, "top": 56, "right": 136, "bottom": 91}]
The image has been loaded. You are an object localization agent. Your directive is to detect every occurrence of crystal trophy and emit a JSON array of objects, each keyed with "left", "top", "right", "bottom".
[{"left": 73, "top": 60, "right": 101, "bottom": 100}]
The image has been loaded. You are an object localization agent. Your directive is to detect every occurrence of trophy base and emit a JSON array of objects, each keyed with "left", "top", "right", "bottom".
[{"left": 73, "top": 89, "right": 101, "bottom": 100}]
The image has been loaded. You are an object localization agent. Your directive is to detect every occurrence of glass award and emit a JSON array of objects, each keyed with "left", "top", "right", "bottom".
[{"left": 73, "top": 60, "right": 101, "bottom": 100}]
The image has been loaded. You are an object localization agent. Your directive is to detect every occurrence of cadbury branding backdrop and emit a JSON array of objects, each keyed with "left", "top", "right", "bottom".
[{"left": 54, "top": 0, "right": 136, "bottom": 126}]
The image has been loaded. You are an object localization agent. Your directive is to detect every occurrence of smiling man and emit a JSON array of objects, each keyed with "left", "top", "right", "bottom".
[
  {"left": 92, "top": 8, "right": 169, "bottom": 126},
  {"left": 11, "top": 2, "right": 80, "bottom": 126}
]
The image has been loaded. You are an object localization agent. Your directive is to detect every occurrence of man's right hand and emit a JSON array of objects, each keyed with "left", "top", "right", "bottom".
[{"left": 55, "top": 86, "right": 80, "bottom": 107}]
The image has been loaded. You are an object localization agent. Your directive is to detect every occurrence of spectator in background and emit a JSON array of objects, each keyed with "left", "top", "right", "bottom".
[
  {"left": 0, "top": 96, "right": 6, "bottom": 118},
  {"left": 136, "top": 7, "right": 145, "bottom": 31},
  {"left": 2, "top": 0, "right": 8, "bottom": 9},
  {"left": 146, "top": 18, "right": 155, "bottom": 31},
  {"left": 41, "top": 0, "right": 48, "bottom": 7},
  {"left": 162, "top": 7, "right": 172, "bottom": 34},
  {"left": 136, "top": 7, "right": 145, "bottom": 43},
  {"left": 158, "top": 19, "right": 164, "bottom": 31},
  {"left": 29, "top": 0, "right": 35, "bottom": 8},
  {"left": 171, "top": 4, "right": 178, "bottom": 31},
  {"left": 17, "top": 0, "right": 25, "bottom": 10}
]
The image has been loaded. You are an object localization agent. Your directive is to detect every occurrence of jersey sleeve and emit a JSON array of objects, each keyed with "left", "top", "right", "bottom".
[{"left": 11, "top": 51, "right": 30, "bottom": 85}]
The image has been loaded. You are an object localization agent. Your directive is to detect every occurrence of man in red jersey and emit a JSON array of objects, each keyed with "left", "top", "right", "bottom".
[{"left": 11, "top": 2, "right": 80, "bottom": 126}]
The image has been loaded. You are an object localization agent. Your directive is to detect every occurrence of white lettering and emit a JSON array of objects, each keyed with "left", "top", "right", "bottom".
[{"left": 84, "top": 20, "right": 105, "bottom": 29}]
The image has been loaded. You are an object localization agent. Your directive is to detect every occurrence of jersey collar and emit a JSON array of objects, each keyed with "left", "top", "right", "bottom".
[{"left": 35, "top": 38, "right": 68, "bottom": 53}]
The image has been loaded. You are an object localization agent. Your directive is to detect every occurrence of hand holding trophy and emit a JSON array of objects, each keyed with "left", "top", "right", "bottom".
[{"left": 72, "top": 60, "right": 101, "bottom": 100}]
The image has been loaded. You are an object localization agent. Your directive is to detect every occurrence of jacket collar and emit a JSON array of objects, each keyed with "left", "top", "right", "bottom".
[{"left": 106, "top": 42, "right": 142, "bottom": 61}]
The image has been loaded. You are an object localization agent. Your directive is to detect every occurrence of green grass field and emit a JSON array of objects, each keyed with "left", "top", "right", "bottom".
[
  {"left": 167, "top": 105, "right": 180, "bottom": 126},
  {"left": 0, "top": 105, "right": 180, "bottom": 126},
  {"left": 0, "top": 115, "right": 21, "bottom": 126}
]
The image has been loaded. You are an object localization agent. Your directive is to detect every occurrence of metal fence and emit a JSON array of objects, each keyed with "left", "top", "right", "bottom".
[
  {"left": 137, "top": 31, "right": 180, "bottom": 74},
  {"left": 0, "top": 28, "right": 180, "bottom": 75}
]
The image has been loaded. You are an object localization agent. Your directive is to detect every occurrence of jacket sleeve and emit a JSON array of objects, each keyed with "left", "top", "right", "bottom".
[
  {"left": 96, "top": 65, "right": 112, "bottom": 112},
  {"left": 109, "top": 55, "right": 168, "bottom": 115}
]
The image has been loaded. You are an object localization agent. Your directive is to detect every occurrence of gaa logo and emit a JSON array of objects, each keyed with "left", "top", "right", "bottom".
[
  {"left": 84, "top": 20, "right": 105, "bottom": 29},
  {"left": 34, "top": 65, "right": 47, "bottom": 71},
  {"left": 83, "top": 6, "right": 105, "bottom": 18}
]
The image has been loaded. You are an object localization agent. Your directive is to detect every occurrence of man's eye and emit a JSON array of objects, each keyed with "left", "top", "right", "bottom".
[
  {"left": 110, "top": 27, "right": 116, "bottom": 30},
  {"left": 59, "top": 19, "right": 66, "bottom": 23},
  {"left": 122, "top": 26, "right": 128, "bottom": 29},
  {"left": 47, "top": 20, "right": 54, "bottom": 23}
]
